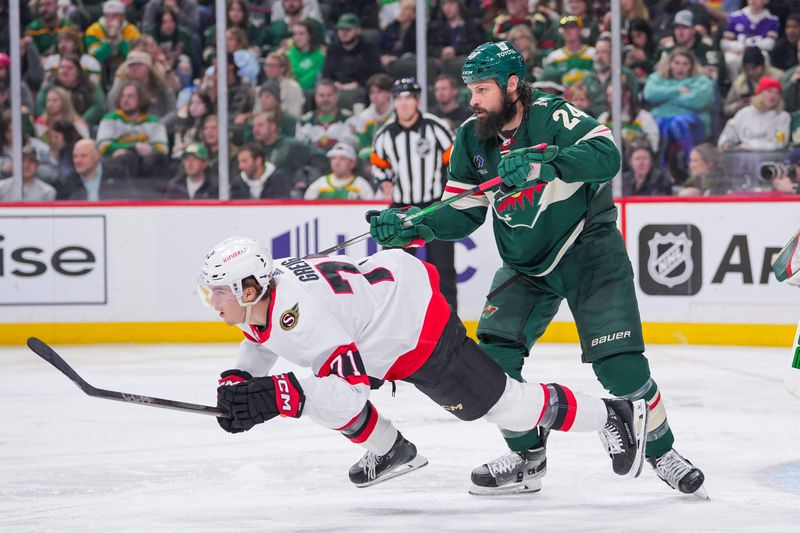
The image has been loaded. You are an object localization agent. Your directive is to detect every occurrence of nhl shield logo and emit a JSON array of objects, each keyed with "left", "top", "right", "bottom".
[
  {"left": 638, "top": 224, "right": 702, "bottom": 296},
  {"left": 647, "top": 232, "right": 693, "bottom": 288},
  {"left": 415, "top": 138, "right": 432, "bottom": 157}
]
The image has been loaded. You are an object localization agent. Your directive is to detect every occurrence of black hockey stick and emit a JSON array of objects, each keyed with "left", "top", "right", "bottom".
[{"left": 27, "top": 337, "right": 224, "bottom": 417}]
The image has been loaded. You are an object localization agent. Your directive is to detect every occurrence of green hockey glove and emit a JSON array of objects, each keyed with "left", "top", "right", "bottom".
[
  {"left": 368, "top": 207, "right": 434, "bottom": 248},
  {"left": 497, "top": 145, "right": 559, "bottom": 188}
]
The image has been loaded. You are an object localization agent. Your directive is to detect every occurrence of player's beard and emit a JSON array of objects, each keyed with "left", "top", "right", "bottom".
[{"left": 473, "top": 92, "right": 518, "bottom": 140}]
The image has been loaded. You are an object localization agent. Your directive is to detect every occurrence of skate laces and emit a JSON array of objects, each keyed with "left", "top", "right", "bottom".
[
  {"left": 358, "top": 452, "right": 381, "bottom": 481},
  {"left": 487, "top": 451, "right": 524, "bottom": 477},
  {"left": 601, "top": 418, "right": 625, "bottom": 455},
  {"left": 655, "top": 450, "right": 691, "bottom": 487}
]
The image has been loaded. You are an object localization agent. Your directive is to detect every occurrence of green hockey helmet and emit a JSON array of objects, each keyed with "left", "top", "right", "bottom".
[{"left": 461, "top": 41, "right": 526, "bottom": 90}]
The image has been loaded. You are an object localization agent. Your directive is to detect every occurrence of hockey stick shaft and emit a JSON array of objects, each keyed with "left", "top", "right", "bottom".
[
  {"left": 27, "top": 337, "right": 224, "bottom": 417},
  {"left": 311, "top": 175, "right": 504, "bottom": 257}
]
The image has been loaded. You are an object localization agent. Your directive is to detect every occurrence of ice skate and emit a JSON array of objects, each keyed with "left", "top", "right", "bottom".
[
  {"left": 348, "top": 433, "right": 428, "bottom": 487},
  {"left": 599, "top": 398, "right": 648, "bottom": 478},
  {"left": 648, "top": 448, "right": 708, "bottom": 499},
  {"left": 469, "top": 429, "right": 549, "bottom": 495}
]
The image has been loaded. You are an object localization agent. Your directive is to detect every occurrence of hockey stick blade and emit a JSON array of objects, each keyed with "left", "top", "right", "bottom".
[{"left": 27, "top": 337, "right": 224, "bottom": 417}]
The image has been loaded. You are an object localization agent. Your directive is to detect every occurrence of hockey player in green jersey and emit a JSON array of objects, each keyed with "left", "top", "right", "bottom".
[{"left": 369, "top": 41, "right": 707, "bottom": 498}]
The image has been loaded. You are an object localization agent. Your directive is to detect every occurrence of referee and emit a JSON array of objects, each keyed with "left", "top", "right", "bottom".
[{"left": 370, "top": 78, "right": 458, "bottom": 311}]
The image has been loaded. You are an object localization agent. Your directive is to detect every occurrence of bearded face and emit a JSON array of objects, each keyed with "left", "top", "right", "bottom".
[{"left": 473, "top": 88, "right": 518, "bottom": 140}]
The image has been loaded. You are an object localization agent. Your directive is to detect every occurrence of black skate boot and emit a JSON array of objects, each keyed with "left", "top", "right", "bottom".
[
  {"left": 599, "top": 398, "right": 648, "bottom": 478},
  {"left": 348, "top": 432, "right": 428, "bottom": 487},
  {"left": 648, "top": 449, "right": 708, "bottom": 499},
  {"left": 469, "top": 428, "right": 549, "bottom": 495}
]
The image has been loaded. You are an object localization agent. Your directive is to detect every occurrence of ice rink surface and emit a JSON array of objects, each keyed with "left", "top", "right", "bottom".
[{"left": 1, "top": 341, "right": 798, "bottom": 533}]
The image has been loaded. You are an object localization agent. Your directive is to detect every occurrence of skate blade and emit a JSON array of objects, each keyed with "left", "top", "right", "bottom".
[
  {"left": 468, "top": 479, "right": 542, "bottom": 496},
  {"left": 628, "top": 399, "right": 649, "bottom": 478},
  {"left": 689, "top": 485, "right": 710, "bottom": 500},
  {"left": 353, "top": 454, "right": 428, "bottom": 488}
]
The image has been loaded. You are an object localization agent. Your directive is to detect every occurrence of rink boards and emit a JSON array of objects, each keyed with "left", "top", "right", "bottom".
[{"left": 0, "top": 197, "right": 798, "bottom": 345}]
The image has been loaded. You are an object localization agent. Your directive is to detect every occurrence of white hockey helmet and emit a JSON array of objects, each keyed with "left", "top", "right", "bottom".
[{"left": 198, "top": 236, "right": 274, "bottom": 308}]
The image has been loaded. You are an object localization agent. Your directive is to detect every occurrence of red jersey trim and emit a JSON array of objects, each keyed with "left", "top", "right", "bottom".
[
  {"left": 316, "top": 343, "right": 371, "bottom": 387},
  {"left": 383, "top": 261, "right": 451, "bottom": 381},
  {"left": 242, "top": 288, "right": 279, "bottom": 344}
]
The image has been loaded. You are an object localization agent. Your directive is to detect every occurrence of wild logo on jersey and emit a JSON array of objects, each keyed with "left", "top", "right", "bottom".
[{"left": 490, "top": 182, "right": 548, "bottom": 228}]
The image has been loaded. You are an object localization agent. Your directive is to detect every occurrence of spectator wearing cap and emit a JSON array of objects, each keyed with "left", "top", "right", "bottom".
[
  {"left": 283, "top": 21, "right": 325, "bottom": 98},
  {"left": 58, "top": 138, "right": 136, "bottom": 200},
  {"left": 106, "top": 50, "right": 177, "bottom": 131},
  {"left": 772, "top": 15, "right": 800, "bottom": 72},
  {"left": 296, "top": 79, "right": 356, "bottom": 151},
  {"left": 326, "top": 0, "right": 379, "bottom": 30},
  {"left": 678, "top": 143, "right": 731, "bottom": 196},
  {"left": 643, "top": 47, "right": 713, "bottom": 170},
  {"left": 251, "top": 80, "right": 297, "bottom": 137},
  {"left": 428, "top": 0, "right": 485, "bottom": 63},
  {"left": 771, "top": 148, "right": 800, "bottom": 193},
  {"left": 540, "top": 15, "right": 595, "bottom": 87},
  {"left": 322, "top": 13, "right": 384, "bottom": 92},
  {"left": 558, "top": 0, "right": 600, "bottom": 47},
  {"left": 250, "top": 111, "right": 329, "bottom": 190},
  {"left": 724, "top": 46, "right": 783, "bottom": 119},
  {"left": 96, "top": 80, "right": 169, "bottom": 178},
  {"left": 583, "top": 36, "right": 639, "bottom": 116},
  {"left": 718, "top": 76, "right": 790, "bottom": 151},
  {"left": 720, "top": 0, "right": 779, "bottom": 81},
  {"left": 41, "top": 27, "right": 103, "bottom": 87},
  {"left": 621, "top": 144, "right": 673, "bottom": 196},
  {"left": 305, "top": 142, "right": 374, "bottom": 200},
  {"left": 163, "top": 142, "right": 219, "bottom": 200},
  {"left": 430, "top": 74, "right": 471, "bottom": 130},
  {"left": 232, "top": 143, "right": 295, "bottom": 199},
  {"left": 25, "top": 0, "right": 79, "bottom": 57},
  {"left": 85, "top": 0, "right": 142, "bottom": 72},
  {"left": 656, "top": 9, "right": 725, "bottom": 85},
  {"left": 0, "top": 146, "right": 57, "bottom": 202},
  {"left": 347, "top": 73, "right": 394, "bottom": 160},
  {"left": 782, "top": 46, "right": 800, "bottom": 113},
  {"left": 379, "top": 0, "right": 417, "bottom": 68},
  {"left": 265, "top": 0, "right": 325, "bottom": 50},
  {"left": 35, "top": 55, "right": 106, "bottom": 126}
]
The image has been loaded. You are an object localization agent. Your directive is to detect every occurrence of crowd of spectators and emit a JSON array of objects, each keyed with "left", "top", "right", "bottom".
[{"left": 2, "top": 0, "right": 800, "bottom": 203}]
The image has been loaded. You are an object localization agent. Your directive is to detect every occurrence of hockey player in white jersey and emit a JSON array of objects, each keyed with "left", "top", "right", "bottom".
[{"left": 200, "top": 236, "right": 649, "bottom": 492}]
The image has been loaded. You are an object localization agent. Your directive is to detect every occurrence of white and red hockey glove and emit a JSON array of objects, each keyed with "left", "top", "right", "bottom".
[{"left": 216, "top": 372, "right": 305, "bottom": 433}]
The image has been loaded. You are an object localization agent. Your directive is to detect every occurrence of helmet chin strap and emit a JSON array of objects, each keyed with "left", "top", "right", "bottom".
[{"left": 237, "top": 285, "right": 270, "bottom": 326}]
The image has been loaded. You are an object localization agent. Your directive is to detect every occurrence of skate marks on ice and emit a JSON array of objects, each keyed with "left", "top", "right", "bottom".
[{"left": 0, "top": 343, "right": 798, "bottom": 532}]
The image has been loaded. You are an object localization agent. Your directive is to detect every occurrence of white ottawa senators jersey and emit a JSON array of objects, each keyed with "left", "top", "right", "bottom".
[{"left": 233, "top": 250, "right": 451, "bottom": 430}]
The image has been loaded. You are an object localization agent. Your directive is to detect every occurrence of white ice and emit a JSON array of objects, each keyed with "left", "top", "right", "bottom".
[{"left": 1, "top": 342, "right": 798, "bottom": 533}]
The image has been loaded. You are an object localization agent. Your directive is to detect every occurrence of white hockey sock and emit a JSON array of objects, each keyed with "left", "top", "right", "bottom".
[{"left": 483, "top": 378, "right": 607, "bottom": 433}]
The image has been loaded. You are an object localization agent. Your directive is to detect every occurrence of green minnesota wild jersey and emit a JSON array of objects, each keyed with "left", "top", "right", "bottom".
[{"left": 426, "top": 89, "right": 620, "bottom": 277}]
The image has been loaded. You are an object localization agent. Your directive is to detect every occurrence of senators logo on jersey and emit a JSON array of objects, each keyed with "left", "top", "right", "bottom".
[{"left": 280, "top": 303, "right": 300, "bottom": 331}]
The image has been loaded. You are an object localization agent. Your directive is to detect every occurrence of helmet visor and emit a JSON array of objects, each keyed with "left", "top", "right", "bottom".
[{"left": 196, "top": 277, "right": 238, "bottom": 310}]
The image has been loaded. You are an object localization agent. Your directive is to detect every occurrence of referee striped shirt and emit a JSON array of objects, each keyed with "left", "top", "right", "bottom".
[{"left": 370, "top": 112, "right": 454, "bottom": 205}]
